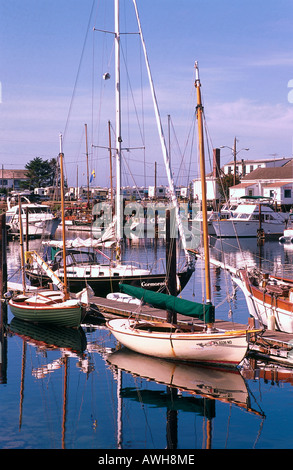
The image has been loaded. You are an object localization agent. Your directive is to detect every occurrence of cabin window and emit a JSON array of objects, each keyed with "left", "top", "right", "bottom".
[{"left": 284, "top": 189, "right": 292, "bottom": 199}]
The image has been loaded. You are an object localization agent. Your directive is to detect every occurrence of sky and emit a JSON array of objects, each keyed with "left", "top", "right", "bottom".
[{"left": 1, "top": 0, "right": 293, "bottom": 189}]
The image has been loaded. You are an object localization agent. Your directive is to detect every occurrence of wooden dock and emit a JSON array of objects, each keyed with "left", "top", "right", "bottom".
[
  {"left": 88, "top": 295, "right": 293, "bottom": 367},
  {"left": 5, "top": 283, "right": 293, "bottom": 366}
]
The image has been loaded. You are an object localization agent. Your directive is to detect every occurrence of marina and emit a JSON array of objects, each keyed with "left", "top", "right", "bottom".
[
  {"left": 2, "top": 0, "right": 293, "bottom": 456},
  {"left": 1, "top": 229, "right": 293, "bottom": 450}
]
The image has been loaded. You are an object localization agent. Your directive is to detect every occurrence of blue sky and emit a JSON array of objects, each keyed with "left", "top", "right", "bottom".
[{"left": 1, "top": 0, "right": 293, "bottom": 188}]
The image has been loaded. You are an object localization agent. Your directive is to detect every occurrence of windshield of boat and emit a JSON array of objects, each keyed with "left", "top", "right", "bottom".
[{"left": 54, "top": 250, "right": 98, "bottom": 267}]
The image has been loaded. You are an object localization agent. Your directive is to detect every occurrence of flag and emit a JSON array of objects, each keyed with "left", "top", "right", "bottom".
[{"left": 90, "top": 169, "right": 95, "bottom": 183}]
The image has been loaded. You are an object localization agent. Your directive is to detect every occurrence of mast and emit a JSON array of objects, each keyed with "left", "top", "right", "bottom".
[
  {"left": 132, "top": 0, "right": 190, "bottom": 264},
  {"left": 194, "top": 62, "right": 212, "bottom": 311},
  {"left": 59, "top": 134, "right": 69, "bottom": 300},
  {"left": 115, "top": 0, "right": 123, "bottom": 243},
  {"left": 108, "top": 120, "right": 114, "bottom": 211},
  {"left": 85, "top": 123, "right": 90, "bottom": 207},
  {"left": 18, "top": 195, "right": 26, "bottom": 295}
]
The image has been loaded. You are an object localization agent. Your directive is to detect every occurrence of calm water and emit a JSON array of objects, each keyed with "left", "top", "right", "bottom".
[{"left": 1, "top": 230, "right": 293, "bottom": 451}]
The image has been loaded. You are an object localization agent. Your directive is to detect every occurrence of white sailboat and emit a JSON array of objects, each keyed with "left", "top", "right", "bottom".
[
  {"left": 25, "top": 0, "right": 194, "bottom": 297},
  {"left": 231, "top": 266, "right": 293, "bottom": 334},
  {"left": 107, "top": 60, "right": 260, "bottom": 367}
]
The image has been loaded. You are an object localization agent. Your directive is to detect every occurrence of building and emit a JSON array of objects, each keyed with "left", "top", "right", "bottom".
[
  {"left": 223, "top": 157, "right": 291, "bottom": 178},
  {"left": 229, "top": 159, "right": 293, "bottom": 207},
  {"left": 192, "top": 148, "right": 221, "bottom": 208},
  {"left": 0, "top": 169, "right": 28, "bottom": 191}
]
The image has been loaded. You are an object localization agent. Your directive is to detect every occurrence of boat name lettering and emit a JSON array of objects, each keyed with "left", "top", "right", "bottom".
[
  {"left": 199, "top": 340, "right": 233, "bottom": 347},
  {"left": 141, "top": 281, "right": 165, "bottom": 287}
]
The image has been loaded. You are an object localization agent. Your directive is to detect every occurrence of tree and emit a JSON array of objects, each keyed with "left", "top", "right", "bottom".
[
  {"left": 217, "top": 173, "right": 240, "bottom": 201},
  {"left": 22, "top": 157, "right": 57, "bottom": 189}
]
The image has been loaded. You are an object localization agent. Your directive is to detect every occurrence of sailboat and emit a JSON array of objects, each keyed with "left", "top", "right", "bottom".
[
  {"left": 229, "top": 265, "right": 293, "bottom": 334},
  {"left": 107, "top": 61, "right": 261, "bottom": 367},
  {"left": 8, "top": 137, "right": 85, "bottom": 328},
  {"left": 25, "top": 0, "right": 194, "bottom": 297}
]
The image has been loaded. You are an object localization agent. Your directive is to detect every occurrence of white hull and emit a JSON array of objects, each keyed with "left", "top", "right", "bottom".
[
  {"left": 279, "top": 228, "right": 293, "bottom": 244},
  {"left": 233, "top": 272, "right": 293, "bottom": 334},
  {"left": 7, "top": 214, "right": 60, "bottom": 237},
  {"left": 213, "top": 219, "right": 285, "bottom": 238},
  {"left": 107, "top": 318, "right": 249, "bottom": 367},
  {"left": 107, "top": 348, "right": 249, "bottom": 406}
]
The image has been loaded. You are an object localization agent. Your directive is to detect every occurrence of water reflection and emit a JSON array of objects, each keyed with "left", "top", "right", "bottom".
[
  {"left": 107, "top": 347, "right": 265, "bottom": 449},
  {"left": 2, "top": 235, "right": 293, "bottom": 449}
]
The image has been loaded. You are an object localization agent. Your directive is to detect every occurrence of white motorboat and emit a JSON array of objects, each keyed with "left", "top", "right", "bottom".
[
  {"left": 6, "top": 196, "right": 60, "bottom": 238},
  {"left": 212, "top": 198, "right": 287, "bottom": 238}
]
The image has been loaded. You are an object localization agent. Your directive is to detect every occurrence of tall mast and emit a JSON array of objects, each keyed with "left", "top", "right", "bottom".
[
  {"left": 194, "top": 62, "right": 212, "bottom": 307},
  {"left": 108, "top": 120, "right": 114, "bottom": 211},
  {"left": 85, "top": 123, "right": 90, "bottom": 207},
  {"left": 59, "top": 134, "right": 69, "bottom": 300},
  {"left": 133, "top": 0, "right": 190, "bottom": 264},
  {"left": 18, "top": 195, "right": 26, "bottom": 295},
  {"left": 115, "top": 0, "right": 123, "bottom": 243}
]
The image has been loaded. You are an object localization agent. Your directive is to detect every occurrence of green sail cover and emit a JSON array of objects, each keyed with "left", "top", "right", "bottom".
[{"left": 120, "top": 284, "right": 215, "bottom": 324}]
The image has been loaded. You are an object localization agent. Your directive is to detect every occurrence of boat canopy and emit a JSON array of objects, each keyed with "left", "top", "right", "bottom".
[
  {"left": 239, "top": 196, "right": 271, "bottom": 201},
  {"left": 119, "top": 284, "right": 215, "bottom": 324}
]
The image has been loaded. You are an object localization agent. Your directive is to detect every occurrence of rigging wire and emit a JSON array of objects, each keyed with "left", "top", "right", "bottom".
[{"left": 63, "top": 0, "right": 96, "bottom": 142}]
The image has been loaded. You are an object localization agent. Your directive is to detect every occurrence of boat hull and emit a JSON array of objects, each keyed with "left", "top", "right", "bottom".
[
  {"left": 7, "top": 216, "right": 61, "bottom": 238},
  {"left": 9, "top": 297, "right": 83, "bottom": 328},
  {"left": 107, "top": 319, "right": 249, "bottom": 367},
  {"left": 26, "top": 267, "right": 194, "bottom": 297},
  {"left": 213, "top": 219, "right": 285, "bottom": 238},
  {"left": 234, "top": 269, "right": 293, "bottom": 334}
]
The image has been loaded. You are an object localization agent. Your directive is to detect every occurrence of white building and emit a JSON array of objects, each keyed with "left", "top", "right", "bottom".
[
  {"left": 229, "top": 159, "right": 293, "bottom": 206},
  {"left": 223, "top": 157, "right": 291, "bottom": 178}
]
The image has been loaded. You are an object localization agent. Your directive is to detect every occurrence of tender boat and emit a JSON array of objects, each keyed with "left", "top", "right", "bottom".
[{"left": 8, "top": 138, "right": 85, "bottom": 328}]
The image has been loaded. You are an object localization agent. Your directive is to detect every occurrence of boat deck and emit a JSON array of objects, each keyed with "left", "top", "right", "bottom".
[{"left": 88, "top": 295, "right": 293, "bottom": 366}]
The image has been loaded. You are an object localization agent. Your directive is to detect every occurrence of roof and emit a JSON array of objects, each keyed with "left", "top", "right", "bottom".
[
  {"left": 263, "top": 182, "right": 292, "bottom": 188},
  {"left": 0, "top": 169, "right": 28, "bottom": 179},
  {"left": 242, "top": 159, "right": 293, "bottom": 181},
  {"left": 231, "top": 182, "right": 255, "bottom": 189},
  {"left": 225, "top": 157, "right": 291, "bottom": 166}
]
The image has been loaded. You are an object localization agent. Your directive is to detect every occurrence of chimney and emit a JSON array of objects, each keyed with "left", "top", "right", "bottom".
[{"left": 213, "top": 148, "right": 220, "bottom": 178}]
